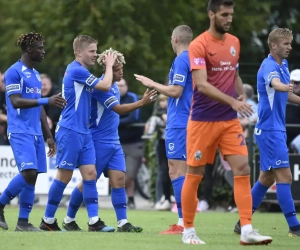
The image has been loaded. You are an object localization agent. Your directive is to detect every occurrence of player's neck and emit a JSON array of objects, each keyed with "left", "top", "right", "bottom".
[
  {"left": 20, "top": 55, "right": 34, "bottom": 69},
  {"left": 75, "top": 58, "right": 88, "bottom": 68},
  {"left": 270, "top": 52, "right": 283, "bottom": 65},
  {"left": 208, "top": 27, "right": 225, "bottom": 40},
  {"left": 176, "top": 46, "right": 188, "bottom": 56}
]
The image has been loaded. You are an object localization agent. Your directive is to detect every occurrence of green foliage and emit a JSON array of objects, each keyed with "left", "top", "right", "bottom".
[{"left": 0, "top": 0, "right": 275, "bottom": 93}]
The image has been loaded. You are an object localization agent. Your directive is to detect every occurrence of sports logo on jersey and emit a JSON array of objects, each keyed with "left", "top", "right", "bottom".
[
  {"left": 169, "top": 143, "right": 174, "bottom": 151},
  {"left": 104, "top": 96, "right": 118, "bottom": 108},
  {"left": 86, "top": 74, "right": 97, "bottom": 86},
  {"left": 24, "top": 72, "right": 31, "bottom": 78},
  {"left": 6, "top": 84, "right": 21, "bottom": 93},
  {"left": 230, "top": 46, "right": 236, "bottom": 56},
  {"left": 267, "top": 71, "right": 280, "bottom": 82},
  {"left": 194, "top": 150, "right": 202, "bottom": 160},
  {"left": 173, "top": 74, "right": 185, "bottom": 83},
  {"left": 193, "top": 58, "right": 205, "bottom": 66},
  {"left": 26, "top": 87, "right": 41, "bottom": 94}
]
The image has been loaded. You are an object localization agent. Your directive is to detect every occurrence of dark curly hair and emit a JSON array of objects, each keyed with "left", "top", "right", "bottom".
[{"left": 16, "top": 32, "right": 44, "bottom": 51}]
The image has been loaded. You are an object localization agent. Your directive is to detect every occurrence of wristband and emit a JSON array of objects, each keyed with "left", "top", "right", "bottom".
[{"left": 37, "top": 98, "right": 49, "bottom": 105}]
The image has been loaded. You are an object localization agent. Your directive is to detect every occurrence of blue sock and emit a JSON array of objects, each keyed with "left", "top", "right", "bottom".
[
  {"left": 82, "top": 180, "right": 98, "bottom": 219},
  {"left": 67, "top": 187, "right": 83, "bottom": 219},
  {"left": 111, "top": 188, "right": 127, "bottom": 221},
  {"left": 0, "top": 174, "right": 28, "bottom": 206},
  {"left": 251, "top": 181, "right": 269, "bottom": 212},
  {"left": 276, "top": 183, "right": 300, "bottom": 231},
  {"left": 172, "top": 176, "right": 185, "bottom": 219},
  {"left": 18, "top": 184, "right": 35, "bottom": 220},
  {"left": 44, "top": 179, "right": 66, "bottom": 218}
]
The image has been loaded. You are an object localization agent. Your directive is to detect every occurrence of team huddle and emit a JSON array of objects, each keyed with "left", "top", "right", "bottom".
[{"left": 1, "top": 0, "right": 300, "bottom": 246}]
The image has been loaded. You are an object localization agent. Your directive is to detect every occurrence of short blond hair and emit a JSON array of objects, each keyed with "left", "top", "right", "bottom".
[
  {"left": 97, "top": 48, "right": 126, "bottom": 70},
  {"left": 73, "top": 35, "right": 97, "bottom": 54},
  {"left": 268, "top": 28, "right": 293, "bottom": 49},
  {"left": 158, "top": 94, "right": 168, "bottom": 101}
]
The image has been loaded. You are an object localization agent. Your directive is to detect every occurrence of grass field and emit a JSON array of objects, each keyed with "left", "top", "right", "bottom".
[{"left": 0, "top": 206, "right": 299, "bottom": 250}]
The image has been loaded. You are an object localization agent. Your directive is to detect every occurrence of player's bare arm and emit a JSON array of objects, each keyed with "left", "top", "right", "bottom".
[
  {"left": 41, "top": 106, "right": 56, "bottom": 157},
  {"left": 271, "top": 78, "right": 292, "bottom": 92},
  {"left": 235, "top": 70, "right": 246, "bottom": 101},
  {"left": 112, "top": 89, "right": 157, "bottom": 115},
  {"left": 95, "top": 52, "right": 117, "bottom": 91},
  {"left": 134, "top": 74, "right": 183, "bottom": 98},
  {"left": 193, "top": 69, "right": 253, "bottom": 118},
  {"left": 9, "top": 92, "right": 66, "bottom": 109}
]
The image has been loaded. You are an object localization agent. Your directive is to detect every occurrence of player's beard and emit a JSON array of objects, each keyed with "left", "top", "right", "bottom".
[{"left": 214, "top": 17, "right": 227, "bottom": 34}]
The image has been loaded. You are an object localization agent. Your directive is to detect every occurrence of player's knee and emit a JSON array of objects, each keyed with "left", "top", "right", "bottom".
[
  {"left": 274, "top": 168, "right": 293, "bottom": 184},
  {"left": 258, "top": 173, "right": 275, "bottom": 187},
  {"left": 21, "top": 169, "right": 38, "bottom": 185},
  {"left": 232, "top": 161, "right": 250, "bottom": 176},
  {"left": 110, "top": 171, "right": 125, "bottom": 188}
]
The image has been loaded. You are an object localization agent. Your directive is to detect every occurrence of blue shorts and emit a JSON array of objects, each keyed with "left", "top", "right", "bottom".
[
  {"left": 165, "top": 128, "right": 187, "bottom": 160},
  {"left": 255, "top": 129, "right": 289, "bottom": 172},
  {"left": 55, "top": 126, "right": 95, "bottom": 170},
  {"left": 94, "top": 142, "right": 125, "bottom": 179},
  {"left": 8, "top": 133, "right": 47, "bottom": 173}
]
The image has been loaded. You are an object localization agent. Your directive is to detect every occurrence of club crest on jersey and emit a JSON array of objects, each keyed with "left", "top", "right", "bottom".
[
  {"left": 194, "top": 150, "right": 202, "bottom": 160},
  {"left": 230, "top": 46, "right": 236, "bottom": 56},
  {"left": 36, "top": 74, "right": 41, "bottom": 82},
  {"left": 169, "top": 143, "right": 174, "bottom": 151}
]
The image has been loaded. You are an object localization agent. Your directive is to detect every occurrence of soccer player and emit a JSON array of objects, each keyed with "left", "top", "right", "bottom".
[
  {"left": 39, "top": 35, "right": 117, "bottom": 232},
  {"left": 61, "top": 48, "right": 156, "bottom": 232},
  {"left": 180, "top": 0, "right": 273, "bottom": 245},
  {"left": 134, "top": 25, "right": 193, "bottom": 234},
  {"left": 0, "top": 32, "right": 66, "bottom": 231},
  {"left": 234, "top": 28, "right": 300, "bottom": 237}
]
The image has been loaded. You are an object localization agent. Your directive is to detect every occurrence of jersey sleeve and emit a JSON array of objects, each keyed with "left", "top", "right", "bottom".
[
  {"left": 91, "top": 89, "right": 119, "bottom": 110},
  {"left": 262, "top": 62, "right": 280, "bottom": 87},
  {"left": 72, "top": 67, "right": 100, "bottom": 88},
  {"left": 4, "top": 68, "right": 22, "bottom": 96},
  {"left": 172, "top": 58, "right": 189, "bottom": 87},
  {"left": 188, "top": 38, "right": 206, "bottom": 70}
]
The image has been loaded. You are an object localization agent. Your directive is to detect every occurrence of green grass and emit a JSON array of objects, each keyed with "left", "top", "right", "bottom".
[{"left": 0, "top": 206, "right": 299, "bottom": 250}]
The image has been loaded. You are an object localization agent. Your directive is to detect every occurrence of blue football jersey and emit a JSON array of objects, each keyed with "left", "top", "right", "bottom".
[
  {"left": 58, "top": 61, "right": 101, "bottom": 134},
  {"left": 256, "top": 55, "right": 290, "bottom": 131},
  {"left": 166, "top": 50, "right": 193, "bottom": 129},
  {"left": 5, "top": 60, "right": 42, "bottom": 135},
  {"left": 90, "top": 82, "right": 120, "bottom": 144}
]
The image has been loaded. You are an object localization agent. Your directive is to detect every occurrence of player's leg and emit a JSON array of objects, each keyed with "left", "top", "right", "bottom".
[
  {"left": 79, "top": 137, "right": 115, "bottom": 232},
  {"left": 63, "top": 142, "right": 115, "bottom": 232},
  {"left": 0, "top": 134, "right": 39, "bottom": 231},
  {"left": 40, "top": 127, "right": 76, "bottom": 231},
  {"left": 159, "top": 128, "right": 186, "bottom": 234},
  {"left": 16, "top": 135, "right": 48, "bottom": 231},
  {"left": 234, "top": 129, "right": 275, "bottom": 234},
  {"left": 109, "top": 144, "right": 142, "bottom": 232},
  {"left": 220, "top": 120, "right": 272, "bottom": 245},
  {"left": 270, "top": 131, "right": 300, "bottom": 236},
  {"left": 181, "top": 121, "right": 219, "bottom": 245}
]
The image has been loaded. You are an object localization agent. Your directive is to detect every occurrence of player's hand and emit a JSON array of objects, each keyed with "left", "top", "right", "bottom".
[
  {"left": 141, "top": 89, "right": 157, "bottom": 105},
  {"left": 231, "top": 99, "right": 253, "bottom": 118},
  {"left": 49, "top": 93, "right": 67, "bottom": 108},
  {"left": 236, "top": 94, "right": 246, "bottom": 102},
  {"left": 101, "top": 52, "right": 117, "bottom": 68},
  {"left": 288, "top": 82, "right": 293, "bottom": 95},
  {"left": 46, "top": 138, "right": 56, "bottom": 157},
  {"left": 134, "top": 74, "right": 155, "bottom": 88}
]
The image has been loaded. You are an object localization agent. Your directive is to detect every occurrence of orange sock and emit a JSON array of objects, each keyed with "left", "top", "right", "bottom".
[
  {"left": 234, "top": 175, "right": 252, "bottom": 226},
  {"left": 182, "top": 173, "right": 203, "bottom": 228}
]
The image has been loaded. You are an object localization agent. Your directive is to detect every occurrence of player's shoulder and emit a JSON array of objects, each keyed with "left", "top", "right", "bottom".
[
  {"left": 261, "top": 56, "right": 278, "bottom": 69},
  {"left": 225, "top": 33, "right": 240, "bottom": 44},
  {"left": 175, "top": 51, "right": 189, "bottom": 64},
  {"left": 4, "top": 62, "right": 22, "bottom": 78},
  {"left": 190, "top": 31, "right": 208, "bottom": 46},
  {"left": 67, "top": 61, "right": 89, "bottom": 74}
]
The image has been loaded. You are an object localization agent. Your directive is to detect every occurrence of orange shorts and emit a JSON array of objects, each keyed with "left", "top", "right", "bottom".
[{"left": 186, "top": 119, "right": 248, "bottom": 167}]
